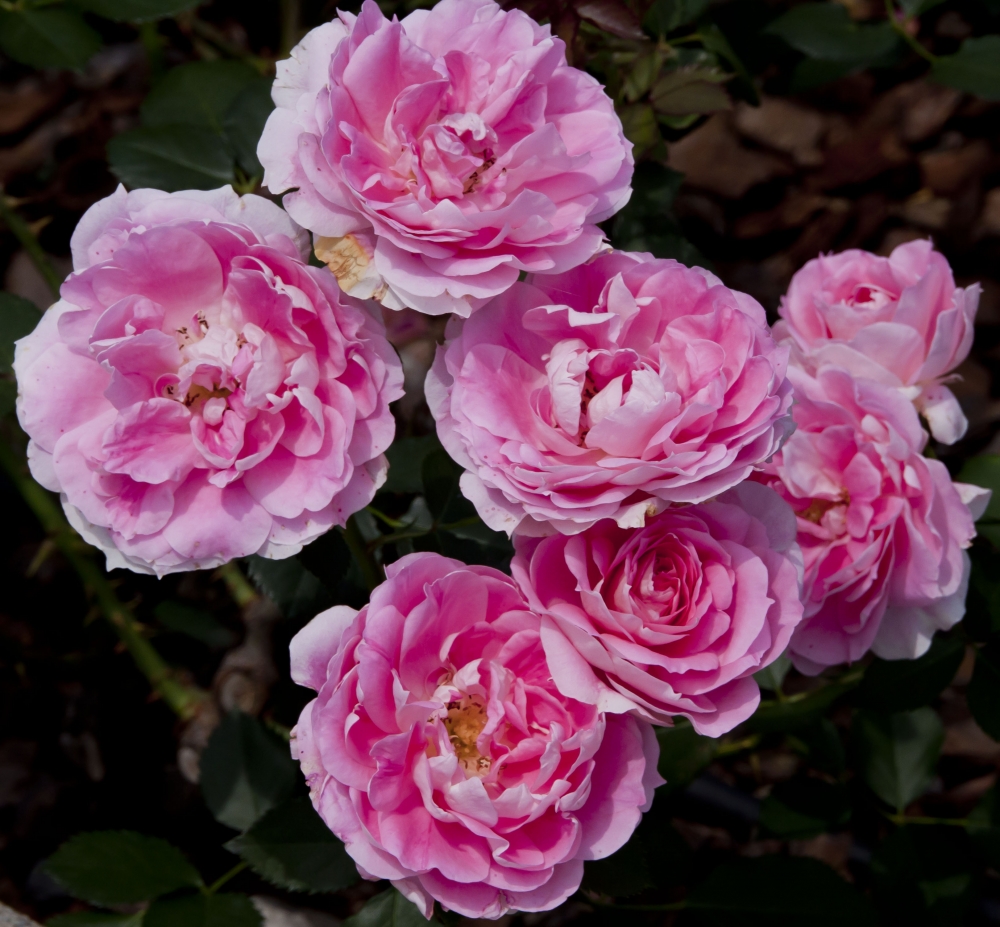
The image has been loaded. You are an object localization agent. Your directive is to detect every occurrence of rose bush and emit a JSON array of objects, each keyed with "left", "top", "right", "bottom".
[
  {"left": 427, "top": 250, "right": 793, "bottom": 536},
  {"left": 14, "top": 185, "right": 402, "bottom": 576},
  {"left": 511, "top": 482, "right": 804, "bottom": 736},
  {"left": 755, "top": 365, "right": 988, "bottom": 673},
  {"left": 774, "top": 240, "right": 979, "bottom": 444},
  {"left": 290, "top": 552, "right": 661, "bottom": 919},
  {"left": 257, "top": 0, "right": 632, "bottom": 317}
]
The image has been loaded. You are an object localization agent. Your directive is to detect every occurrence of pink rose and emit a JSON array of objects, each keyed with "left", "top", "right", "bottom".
[
  {"left": 774, "top": 240, "right": 979, "bottom": 444},
  {"left": 756, "top": 365, "right": 988, "bottom": 673},
  {"left": 257, "top": 0, "right": 632, "bottom": 317},
  {"left": 426, "top": 251, "right": 794, "bottom": 536},
  {"left": 14, "top": 185, "right": 403, "bottom": 576},
  {"left": 290, "top": 552, "right": 661, "bottom": 920},
  {"left": 511, "top": 482, "right": 804, "bottom": 736}
]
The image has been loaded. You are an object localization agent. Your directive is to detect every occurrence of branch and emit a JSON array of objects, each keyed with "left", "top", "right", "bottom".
[{"left": 0, "top": 440, "right": 206, "bottom": 721}]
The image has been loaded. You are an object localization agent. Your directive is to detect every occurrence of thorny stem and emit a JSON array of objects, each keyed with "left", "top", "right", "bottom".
[
  {"left": 342, "top": 514, "right": 384, "bottom": 592},
  {"left": 0, "top": 440, "right": 206, "bottom": 721},
  {"left": 217, "top": 561, "right": 258, "bottom": 609},
  {"left": 885, "top": 0, "right": 938, "bottom": 63},
  {"left": 884, "top": 811, "right": 972, "bottom": 827},
  {"left": 0, "top": 189, "right": 62, "bottom": 299}
]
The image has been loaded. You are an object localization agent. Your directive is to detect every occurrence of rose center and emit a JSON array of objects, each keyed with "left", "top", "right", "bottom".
[
  {"left": 443, "top": 696, "right": 491, "bottom": 777},
  {"left": 799, "top": 490, "right": 850, "bottom": 525}
]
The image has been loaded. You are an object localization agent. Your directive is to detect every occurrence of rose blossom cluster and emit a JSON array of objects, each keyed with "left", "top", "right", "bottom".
[
  {"left": 12, "top": 0, "right": 993, "bottom": 918},
  {"left": 758, "top": 242, "right": 989, "bottom": 673}
]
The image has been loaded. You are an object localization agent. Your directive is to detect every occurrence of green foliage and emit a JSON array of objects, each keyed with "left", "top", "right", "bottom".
[
  {"left": 754, "top": 654, "right": 791, "bottom": 693},
  {"left": 109, "top": 62, "right": 273, "bottom": 191},
  {"left": 0, "top": 293, "right": 41, "bottom": 417},
  {"left": 200, "top": 711, "right": 298, "bottom": 831},
  {"left": 75, "top": 0, "right": 200, "bottom": 22},
  {"left": 759, "top": 778, "right": 851, "bottom": 839},
  {"left": 685, "top": 855, "right": 877, "bottom": 926},
  {"left": 871, "top": 826, "right": 977, "bottom": 924},
  {"left": 245, "top": 555, "right": 332, "bottom": 622},
  {"left": 383, "top": 435, "right": 443, "bottom": 494},
  {"left": 107, "top": 127, "right": 235, "bottom": 192},
  {"left": 144, "top": 894, "right": 262, "bottom": 927},
  {"left": 765, "top": 3, "right": 899, "bottom": 64},
  {"left": 958, "top": 454, "right": 1000, "bottom": 523},
  {"left": 48, "top": 913, "right": 144, "bottom": 927},
  {"left": 644, "top": 0, "right": 709, "bottom": 37},
  {"left": 931, "top": 35, "right": 1000, "bottom": 99},
  {"left": 342, "top": 890, "right": 437, "bottom": 927},
  {"left": 582, "top": 832, "right": 652, "bottom": 897},
  {"left": 0, "top": 8, "right": 102, "bottom": 70},
  {"left": 852, "top": 708, "right": 944, "bottom": 812},
  {"left": 967, "top": 643, "right": 1000, "bottom": 740},
  {"left": 226, "top": 796, "right": 359, "bottom": 893},
  {"left": 45, "top": 831, "right": 201, "bottom": 906},
  {"left": 154, "top": 601, "right": 237, "bottom": 649},
  {"left": 856, "top": 634, "right": 965, "bottom": 713},
  {"left": 656, "top": 718, "right": 716, "bottom": 791}
]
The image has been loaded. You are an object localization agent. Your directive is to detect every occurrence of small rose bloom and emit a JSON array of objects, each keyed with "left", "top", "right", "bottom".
[
  {"left": 756, "top": 365, "right": 989, "bottom": 673},
  {"left": 774, "top": 240, "right": 979, "bottom": 444},
  {"left": 427, "top": 250, "right": 793, "bottom": 536},
  {"left": 511, "top": 482, "right": 804, "bottom": 736},
  {"left": 257, "top": 0, "right": 632, "bottom": 317},
  {"left": 290, "top": 552, "right": 661, "bottom": 920},
  {"left": 14, "top": 185, "right": 403, "bottom": 576}
]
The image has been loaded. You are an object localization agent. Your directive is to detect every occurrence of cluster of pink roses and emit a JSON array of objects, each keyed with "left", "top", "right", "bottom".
[{"left": 11, "top": 0, "right": 990, "bottom": 919}]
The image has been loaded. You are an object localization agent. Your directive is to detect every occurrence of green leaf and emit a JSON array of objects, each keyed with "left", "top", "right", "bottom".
[
  {"left": 108, "top": 126, "right": 234, "bottom": 192},
  {"left": 421, "top": 449, "right": 464, "bottom": 521},
  {"left": 342, "top": 890, "right": 436, "bottom": 927},
  {"left": 144, "top": 894, "right": 261, "bottom": 927},
  {"left": 656, "top": 719, "right": 716, "bottom": 792},
  {"left": 382, "top": 435, "right": 443, "bottom": 495},
  {"left": 222, "top": 79, "right": 274, "bottom": 178},
  {"left": 618, "top": 103, "right": 663, "bottom": 160},
  {"left": 0, "top": 9, "right": 101, "bottom": 70},
  {"left": 790, "top": 58, "right": 859, "bottom": 92},
  {"left": 45, "top": 831, "right": 201, "bottom": 906},
  {"left": 296, "top": 529, "right": 354, "bottom": 595},
  {"left": 856, "top": 634, "right": 964, "bottom": 713},
  {"left": 582, "top": 832, "right": 651, "bottom": 897},
  {"left": 650, "top": 67, "right": 732, "bottom": 116},
  {"left": 48, "top": 914, "right": 143, "bottom": 927},
  {"left": 765, "top": 3, "right": 899, "bottom": 64},
  {"left": 759, "top": 778, "right": 851, "bottom": 839},
  {"left": 957, "top": 455, "right": 1000, "bottom": 522},
  {"left": 754, "top": 654, "right": 791, "bottom": 693},
  {"left": 75, "top": 0, "right": 200, "bottom": 22},
  {"left": 0, "top": 292, "right": 41, "bottom": 375},
  {"left": 969, "top": 785, "right": 1000, "bottom": 867},
  {"left": 245, "top": 554, "right": 332, "bottom": 622},
  {"left": 898, "top": 0, "right": 947, "bottom": 14},
  {"left": 686, "top": 855, "right": 877, "bottom": 926},
  {"left": 200, "top": 711, "right": 297, "bottom": 831},
  {"left": 853, "top": 708, "right": 944, "bottom": 812},
  {"left": 747, "top": 672, "right": 861, "bottom": 734},
  {"left": 142, "top": 61, "right": 260, "bottom": 134},
  {"left": 871, "top": 825, "right": 977, "bottom": 924},
  {"left": 792, "top": 718, "right": 846, "bottom": 777},
  {"left": 154, "top": 601, "right": 237, "bottom": 649},
  {"left": 932, "top": 36, "right": 1000, "bottom": 100},
  {"left": 967, "top": 643, "right": 1000, "bottom": 740},
  {"left": 226, "top": 796, "right": 359, "bottom": 893},
  {"left": 644, "top": 0, "right": 709, "bottom": 35}
]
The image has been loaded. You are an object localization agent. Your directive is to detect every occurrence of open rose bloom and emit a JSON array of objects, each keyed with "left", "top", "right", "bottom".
[
  {"left": 757, "top": 365, "right": 988, "bottom": 673},
  {"left": 427, "top": 251, "right": 793, "bottom": 535},
  {"left": 512, "top": 482, "right": 804, "bottom": 736},
  {"left": 258, "top": 0, "right": 632, "bottom": 316},
  {"left": 774, "top": 240, "right": 979, "bottom": 444},
  {"left": 290, "top": 553, "right": 661, "bottom": 919},
  {"left": 14, "top": 186, "right": 402, "bottom": 575}
]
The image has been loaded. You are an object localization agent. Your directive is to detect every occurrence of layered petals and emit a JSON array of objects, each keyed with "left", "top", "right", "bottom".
[
  {"left": 14, "top": 185, "right": 403, "bottom": 576},
  {"left": 258, "top": 0, "right": 632, "bottom": 317},
  {"left": 427, "top": 251, "right": 794, "bottom": 535},
  {"left": 511, "top": 482, "right": 804, "bottom": 736},
  {"left": 290, "top": 553, "right": 661, "bottom": 919}
]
